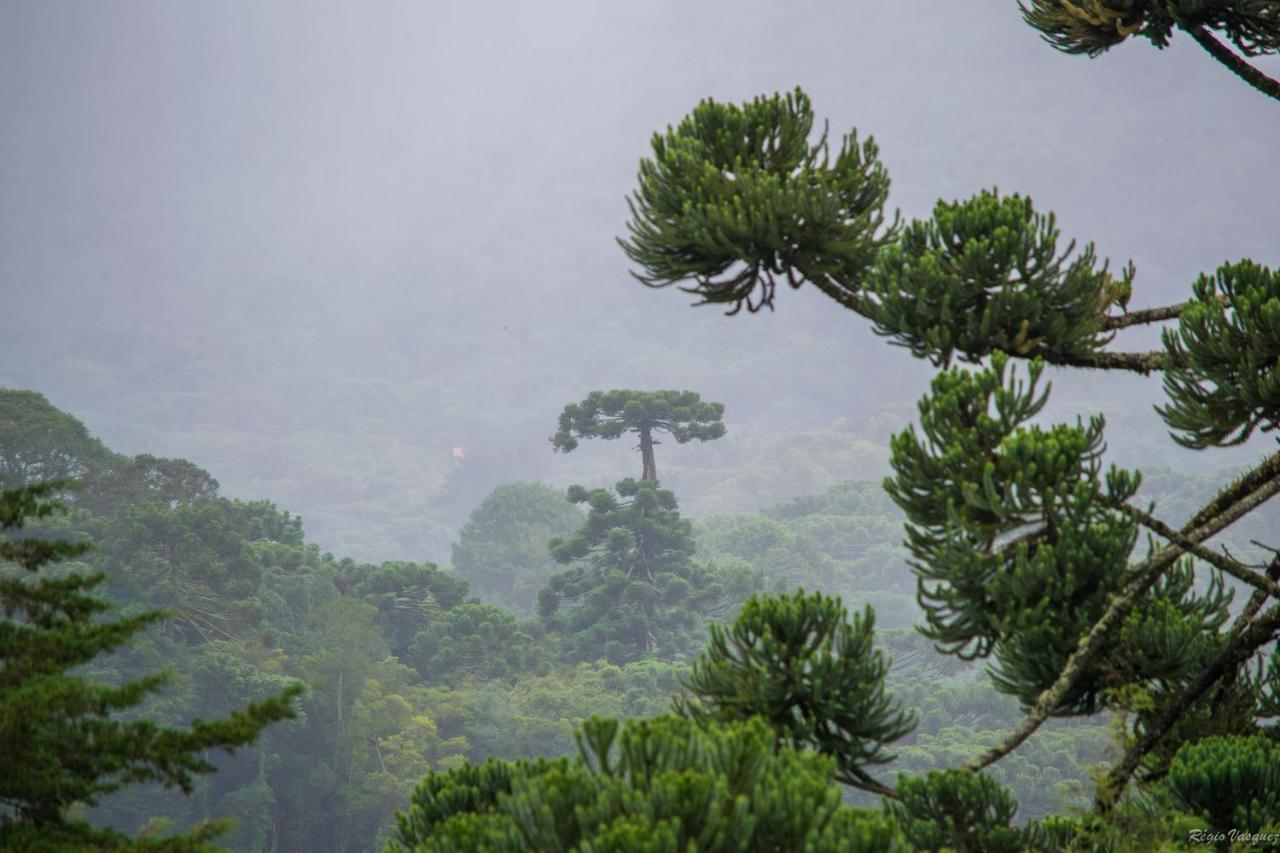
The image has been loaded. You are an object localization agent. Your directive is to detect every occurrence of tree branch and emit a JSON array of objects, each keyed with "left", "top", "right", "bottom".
[
  {"left": 801, "top": 267, "right": 1169, "bottom": 373},
  {"left": 800, "top": 269, "right": 878, "bottom": 317},
  {"left": 1188, "top": 27, "right": 1280, "bottom": 102},
  {"left": 1029, "top": 346, "right": 1167, "bottom": 374},
  {"left": 1097, "top": 603, "right": 1280, "bottom": 809},
  {"left": 1103, "top": 302, "right": 1191, "bottom": 330},
  {"left": 963, "top": 457, "right": 1280, "bottom": 772},
  {"left": 1116, "top": 502, "right": 1280, "bottom": 601}
]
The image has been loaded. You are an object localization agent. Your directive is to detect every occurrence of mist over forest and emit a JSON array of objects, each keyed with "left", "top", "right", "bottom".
[
  {"left": 4, "top": 1, "right": 1276, "bottom": 562},
  {"left": 4, "top": 2, "right": 1280, "bottom": 851}
]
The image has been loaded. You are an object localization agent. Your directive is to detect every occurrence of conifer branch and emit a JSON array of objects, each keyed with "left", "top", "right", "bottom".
[
  {"left": 1097, "top": 603, "right": 1280, "bottom": 809},
  {"left": 1116, "top": 502, "right": 1280, "bottom": 601},
  {"left": 1029, "top": 346, "right": 1167, "bottom": 374},
  {"left": 804, "top": 267, "right": 1168, "bottom": 373},
  {"left": 1103, "top": 302, "right": 1191, "bottom": 330},
  {"left": 796, "top": 269, "right": 878, "bottom": 317},
  {"left": 1189, "top": 26, "right": 1280, "bottom": 103},
  {"left": 964, "top": 457, "right": 1280, "bottom": 772}
]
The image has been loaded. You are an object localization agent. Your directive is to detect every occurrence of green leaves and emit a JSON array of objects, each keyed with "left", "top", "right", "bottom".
[
  {"left": 541, "top": 479, "right": 722, "bottom": 663},
  {"left": 620, "top": 89, "right": 896, "bottom": 314},
  {"left": 1159, "top": 260, "right": 1280, "bottom": 448},
  {"left": 676, "top": 590, "right": 913, "bottom": 793},
  {"left": 452, "top": 483, "right": 585, "bottom": 616},
  {"left": 551, "top": 390, "right": 726, "bottom": 482},
  {"left": 388, "top": 714, "right": 902, "bottom": 852},
  {"left": 887, "top": 770, "right": 1026, "bottom": 853},
  {"left": 1166, "top": 735, "right": 1280, "bottom": 835},
  {"left": 867, "top": 190, "right": 1130, "bottom": 367},
  {"left": 885, "top": 354, "right": 1141, "bottom": 712},
  {"left": 0, "top": 483, "right": 301, "bottom": 848}
]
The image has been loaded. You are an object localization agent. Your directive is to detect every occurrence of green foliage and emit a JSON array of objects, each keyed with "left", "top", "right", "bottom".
[
  {"left": 337, "top": 560, "right": 467, "bottom": 656},
  {"left": 388, "top": 714, "right": 902, "bottom": 852},
  {"left": 1159, "top": 260, "right": 1280, "bottom": 448},
  {"left": 1020, "top": 0, "right": 1280, "bottom": 56},
  {"left": 1166, "top": 735, "right": 1280, "bottom": 836},
  {"left": 551, "top": 389, "right": 725, "bottom": 482},
  {"left": 451, "top": 482, "right": 584, "bottom": 616},
  {"left": 676, "top": 590, "right": 913, "bottom": 793},
  {"left": 78, "top": 454, "right": 222, "bottom": 515},
  {"left": 867, "top": 190, "right": 1131, "bottom": 367},
  {"left": 0, "top": 482, "right": 301, "bottom": 849},
  {"left": 885, "top": 353, "right": 1140, "bottom": 712},
  {"left": 619, "top": 88, "right": 896, "bottom": 314},
  {"left": 0, "top": 388, "right": 123, "bottom": 488},
  {"left": 552, "top": 390, "right": 725, "bottom": 451},
  {"left": 90, "top": 500, "right": 271, "bottom": 643},
  {"left": 886, "top": 770, "right": 1025, "bottom": 853},
  {"left": 408, "top": 602, "right": 547, "bottom": 685},
  {"left": 541, "top": 478, "right": 725, "bottom": 663},
  {"left": 695, "top": 513, "right": 838, "bottom": 595}
]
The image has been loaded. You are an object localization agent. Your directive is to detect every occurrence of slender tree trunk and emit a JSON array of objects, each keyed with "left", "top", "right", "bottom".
[{"left": 638, "top": 427, "right": 657, "bottom": 482}]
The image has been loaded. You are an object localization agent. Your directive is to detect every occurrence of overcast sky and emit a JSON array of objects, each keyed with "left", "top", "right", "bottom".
[{"left": 2, "top": 1, "right": 1277, "bottom": 558}]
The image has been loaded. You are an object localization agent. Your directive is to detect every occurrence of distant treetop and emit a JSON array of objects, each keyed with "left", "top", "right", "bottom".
[{"left": 550, "top": 389, "right": 725, "bottom": 482}]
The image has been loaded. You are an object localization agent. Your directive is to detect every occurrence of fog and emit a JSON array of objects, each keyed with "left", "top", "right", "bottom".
[{"left": 3, "top": 1, "right": 1278, "bottom": 561}]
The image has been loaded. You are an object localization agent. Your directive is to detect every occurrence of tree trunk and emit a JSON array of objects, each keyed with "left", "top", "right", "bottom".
[{"left": 638, "top": 427, "right": 658, "bottom": 482}]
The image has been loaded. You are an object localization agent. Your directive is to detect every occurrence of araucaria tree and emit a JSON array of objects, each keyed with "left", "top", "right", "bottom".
[
  {"left": 618, "top": 26, "right": 1280, "bottom": 843},
  {"left": 539, "top": 478, "right": 725, "bottom": 663},
  {"left": 551, "top": 389, "right": 725, "bottom": 482},
  {"left": 0, "top": 482, "right": 302, "bottom": 849}
]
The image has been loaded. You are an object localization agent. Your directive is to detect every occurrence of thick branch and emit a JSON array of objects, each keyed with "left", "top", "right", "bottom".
[
  {"left": 1233, "top": 550, "right": 1280, "bottom": 637},
  {"left": 802, "top": 267, "right": 1169, "bottom": 373},
  {"left": 1098, "top": 603, "right": 1280, "bottom": 809},
  {"left": 963, "top": 460, "right": 1280, "bottom": 772},
  {"left": 841, "top": 765, "right": 899, "bottom": 800},
  {"left": 1030, "top": 346, "right": 1167, "bottom": 374},
  {"left": 1188, "top": 26, "right": 1280, "bottom": 103},
  {"left": 1104, "top": 294, "right": 1230, "bottom": 331},
  {"left": 1117, "top": 502, "right": 1280, "bottom": 601},
  {"left": 801, "top": 270, "right": 878, "bottom": 317},
  {"left": 1103, "top": 302, "right": 1191, "bottom": 330}
]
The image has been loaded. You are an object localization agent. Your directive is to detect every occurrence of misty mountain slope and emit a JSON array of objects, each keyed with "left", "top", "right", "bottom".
[{"left": 3, "top": 2, "right": 1277, "bottom": 561}]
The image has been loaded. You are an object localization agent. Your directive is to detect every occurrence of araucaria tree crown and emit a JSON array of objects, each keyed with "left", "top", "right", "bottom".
[{"left": 551, "top": 389, "right": 725, "bottom": 482}]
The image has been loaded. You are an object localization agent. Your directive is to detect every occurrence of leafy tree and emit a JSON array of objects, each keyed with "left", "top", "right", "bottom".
[
  {"left": 538, "top": 478, "right": 725, "bottom": 663},
  {"left": 0, "top": 482, "right": 301, "bottom": 849},
  {"left": 619, "top": 18, "right": 1280, "bottom": 828},
  {"left": 78, "top": 454, "right": 221, "bottom": 515},
  {"left": 886, "top": 771, "right": 1026, "bottom": 853},
  {"left": 551, "top": 389, "right": 725, "bottom": 482},
  {"left": 0, "top": 389, "right": 123, "bottom": 488},
  {"left": 336, "top": 560, "right": 468, "bottom": 657},
  {"left": 92, "top": 500, "right": 269, "bottom": 643},
  {"left": 386, "top": 715, "right": 902, "bottom": 852},
  {"left": 451, "top": 482, "right": 584, "bottom": 615},
  {"left": 695, "top": 513, "right": 838, "bottom": 595},
  {"left": 408, "top": 602, "right": 547, "bottom": 685},
  {"left": 1165, "top": 735, "right": 1280, "bottom": 837},
  {"left": 676, "top": 590, "right": 914, "bottom": 795}
]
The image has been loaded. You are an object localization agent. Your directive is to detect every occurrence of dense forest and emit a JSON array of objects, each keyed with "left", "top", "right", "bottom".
[{"left": 4, "top": 381, "right": 1280, "bottom": 849}]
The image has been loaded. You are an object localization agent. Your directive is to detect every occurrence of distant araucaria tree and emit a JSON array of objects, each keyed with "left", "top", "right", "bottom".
[{"left": 551, "top": 389, "right": 725, "bottom": 482}]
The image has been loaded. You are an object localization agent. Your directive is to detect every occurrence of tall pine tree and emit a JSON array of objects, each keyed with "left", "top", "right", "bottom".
[{"left": 0, "top": 482, "right": 302, "bottom": 850}]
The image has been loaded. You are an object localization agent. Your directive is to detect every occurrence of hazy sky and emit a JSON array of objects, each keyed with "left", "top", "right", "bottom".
[{"left": 3, "top": 1, "right": 1277, "bottom": 559}]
